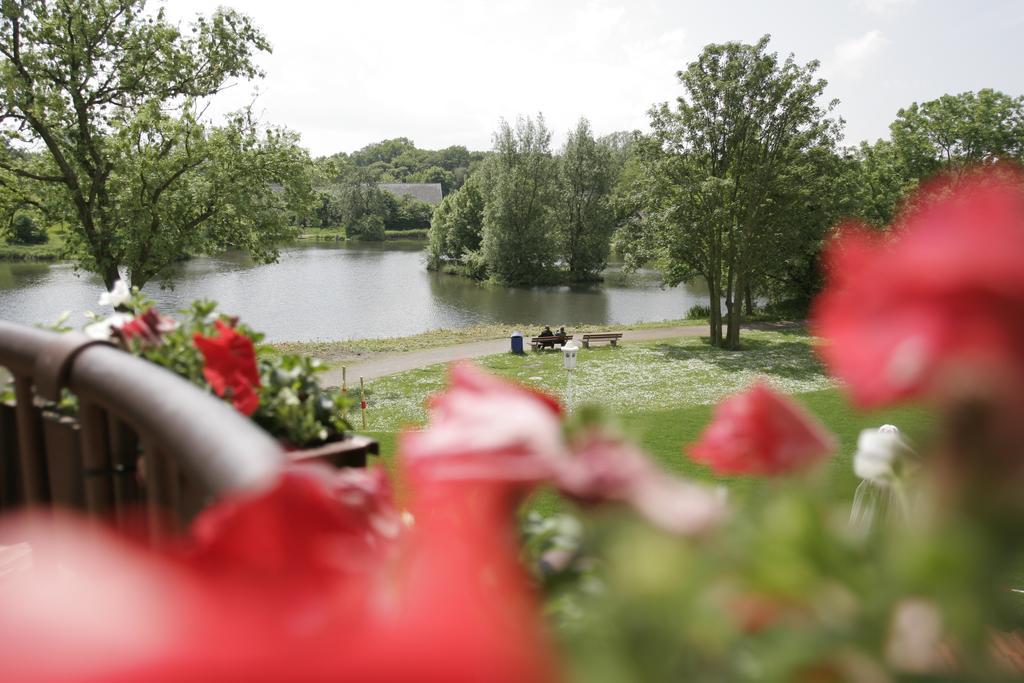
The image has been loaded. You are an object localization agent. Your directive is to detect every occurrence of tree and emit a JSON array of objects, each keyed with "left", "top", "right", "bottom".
[
  {"left": 9, "top": 210, "right": 46, "bottom": 244},
  {"left": 389, "top": 194, "right": 432, "bottom": 230},
  {"left": 408, "top": 165, "right": 455, "bottom": 194},
  {"left": 629, "top": 36, "right": 839, "bottom": 348},
  {"left": 480, "top": 115, "right": 559, "bottom": 285},
  {"left": 841, "top": 139, "right": 910, "bottom": 226},
  {"left": 891, "top": 89, "right": 1024, "bottom": 180},
  {"left": 337, "top": 172, "right": 390, "bottom": 240},
  {"left": 557, "top": 118, "right": 615, "bottom": 281},
  {"left": 0, "top": 0, "right": 310, "bottom": 288},
  {"left": 427, "top": 173, "right": 484, "bottom": 271}
]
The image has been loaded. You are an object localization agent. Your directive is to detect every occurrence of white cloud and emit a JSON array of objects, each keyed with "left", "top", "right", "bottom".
[
  {"left": 160, "top": 0, "right": 692, "bottom": 155},
  {"left": 832, "top": 29, "right": 886, "bottom": 78},
  {"left": 856, "top": 0, "right": 916, "bottom": 15},
  {"left": 149, "top": 0, "right": 1022, "bottom": 155}
]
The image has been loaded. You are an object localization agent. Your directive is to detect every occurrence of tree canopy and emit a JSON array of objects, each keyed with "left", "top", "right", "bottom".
[
  {"left": 557, "top": 118, "right": 616, "bottom": 281},
  {"left": 480, "top": 115, "right": 559, "bottom": 285},
  {"left": 0, "top": 0, "right": 311, "bottom": 288},
  {"left": 891, "top": 89, "right": 1024, "bottom": 180},
  {"left": 627, "top": 35, "right": 840, "bottom": 348}
]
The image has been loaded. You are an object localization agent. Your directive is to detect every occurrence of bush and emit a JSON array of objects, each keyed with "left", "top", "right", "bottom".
[
  {"left": 10, "top": 213, "right": 48, "bottom": 245},
  {"left": 459, "top": 248, "right": 489, "bottom": 280},
  {"left": 686, "top": 303, "right": 711, "bottom": 319},
  {"left": 349, "top": 214, "right": 385, "bottom": 241},
  {"left": 762, "top": 297, "right": 811, "bottom": 319}
]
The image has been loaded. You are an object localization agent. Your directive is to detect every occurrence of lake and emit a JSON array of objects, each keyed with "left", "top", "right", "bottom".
[{"left": 0, "top": 241, "right": 712, "bottom": 342}]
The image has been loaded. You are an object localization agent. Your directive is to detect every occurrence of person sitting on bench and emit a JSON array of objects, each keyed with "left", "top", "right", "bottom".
[
  {"left": 557, "top": 326, "right": 566, "bottom": 339},
  {"left": 538, "top": 326, "right": 554, "bottom": 338}
]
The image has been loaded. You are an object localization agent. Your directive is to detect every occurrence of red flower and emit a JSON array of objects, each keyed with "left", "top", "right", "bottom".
[
  {"left": 193, "top": 320, "right": 261, "bottom": 416},
  {"left": 0, "top": 467, "right": 559, "bottom": 683},
  {"left": 687, "top": 382, "right": 836, "bottom": 476},
  {"left": 811, "top": 167, "right": 1024, "bottom": 407}
]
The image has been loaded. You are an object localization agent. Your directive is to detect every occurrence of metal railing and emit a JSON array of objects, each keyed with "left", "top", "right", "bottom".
[{"left": 0, "top": 321, "right": 285, "bottom": 538}]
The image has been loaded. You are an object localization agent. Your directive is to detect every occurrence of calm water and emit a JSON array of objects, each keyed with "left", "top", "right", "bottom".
[{"left": 0, "top": 242, "right": 711, "bottom": 342}]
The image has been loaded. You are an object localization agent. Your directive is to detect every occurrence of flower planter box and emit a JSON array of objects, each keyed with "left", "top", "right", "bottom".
[
  {"left": 287, "top": 434, "right": 379, "bottom": 469},
  {"left": 41, "top": 410, "right": 85, "bottom": 510},
  {"left": 0, "top": 401, "right": 23, "bottom": 510}
]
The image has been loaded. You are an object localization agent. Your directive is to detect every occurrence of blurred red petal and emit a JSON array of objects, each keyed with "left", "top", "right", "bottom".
[
  {"left": 812, "top": 166, "right": 1024, "bottom": 406},
  {"left": 688, "top": 382, "right": 836, "bottom": 476}
]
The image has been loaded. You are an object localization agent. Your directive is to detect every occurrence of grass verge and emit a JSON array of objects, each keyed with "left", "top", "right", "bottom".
[
  {"left": 0, "top": 226, "right": 67, "bottom": 261},
  {"left": 352, "top": 330, "right": 933, "bottom": 516}
]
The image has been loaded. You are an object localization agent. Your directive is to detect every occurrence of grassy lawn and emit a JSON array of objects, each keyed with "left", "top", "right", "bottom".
[
  {"left": 0, "top": 225, "right": 67, "bottom": 261},
  {"left": 355, "top": 330, "right": 935, "bottom": 514}
]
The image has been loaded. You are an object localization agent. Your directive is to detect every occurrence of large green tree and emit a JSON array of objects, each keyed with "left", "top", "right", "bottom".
[
  {"left": 0, "top": 0, "right": 311, "bottom": 288},
  {"left": 840, "top": 139, "right": 910, "bottom": 226},
  {"left": 427, "top": 172, "right": 484, "bottom": 271},
  {"left": 557, "top": 118, "right": 615, "bottom": 281},
  {"left": 480, "top": 115, "right": 559, "bottom": 285},
  {"left": 891, "top": 89, "right": 1024, "bottom": 180},
  {"left": 629, "top": 36, "right": 839, "bottom": 348}
]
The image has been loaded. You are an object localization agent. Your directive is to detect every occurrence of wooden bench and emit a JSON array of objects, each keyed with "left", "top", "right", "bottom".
[
  {"left": 581, "top": 332, "right": 623, "bottom": 348},
  {"left": 530, "top": 335, "right": 573, "bottom": 351}
]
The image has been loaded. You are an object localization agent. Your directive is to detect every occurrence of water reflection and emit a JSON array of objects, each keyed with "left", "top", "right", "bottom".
[{"left": 0, "top": 242, "right": 713, "bottom": 341}]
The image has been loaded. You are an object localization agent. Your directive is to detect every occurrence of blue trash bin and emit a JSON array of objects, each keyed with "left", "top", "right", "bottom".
[{"left": 510, "top": 331, "right": 524, "bottom": 355}]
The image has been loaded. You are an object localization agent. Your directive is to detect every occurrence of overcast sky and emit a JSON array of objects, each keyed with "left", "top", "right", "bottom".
[{"left": 163, "top": 0, "right": 1024, "bottom": 157}]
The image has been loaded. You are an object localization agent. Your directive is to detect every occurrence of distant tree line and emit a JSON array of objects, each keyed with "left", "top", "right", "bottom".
[{"left": 302, "top": 138, "right": 486, "bottom": 240}]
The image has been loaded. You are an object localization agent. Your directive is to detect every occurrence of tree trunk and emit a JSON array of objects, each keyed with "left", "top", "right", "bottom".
[
  {"left": 102, "top": 264, "right": 120, "bottom": 292},
  {"left": 725, "top": 270, "right": 744, "bottom": 350},
  {"left": 721, "top": 263, "right": 736, "bottom": 349},
  {"left": 707, "top": 272, "right": 722, "bottom": 347},
  {"left": 744, "top": 283, "right": 755, "bottom": 316}
]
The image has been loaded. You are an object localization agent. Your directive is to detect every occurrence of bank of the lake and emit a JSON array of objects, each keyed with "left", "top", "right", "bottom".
[{"left": 0, "top": 241, "right": 717, "bottom": 342}]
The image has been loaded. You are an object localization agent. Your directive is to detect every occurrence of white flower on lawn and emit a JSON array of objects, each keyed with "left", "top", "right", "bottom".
[
  {"left": 98, "top": 280, "right": 130, "bottom": 308},
  {"left": 853, "top": 424, "right": 908, "bottom": 485},
  {"left": 83, "top": 313, "right": 133, "bottom": 340}
]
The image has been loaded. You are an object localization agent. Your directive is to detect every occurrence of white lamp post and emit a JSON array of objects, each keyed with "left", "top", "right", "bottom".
[{"left": 562, "top": 340, "right": 579, "bottom": 413}]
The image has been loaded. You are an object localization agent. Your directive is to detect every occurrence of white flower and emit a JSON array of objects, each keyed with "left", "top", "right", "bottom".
[
  {"left": 853, "top": 424, "right": 908, "bottom": 484},
  {"left": 98, "top": 280, "right": 130, "bottom": 308},
  {"left": 83, "top": 313, "right": 133, "bottom": 340}
]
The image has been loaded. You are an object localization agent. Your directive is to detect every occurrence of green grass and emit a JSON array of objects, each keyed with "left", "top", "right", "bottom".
[
  {"left": 385, "top": 229, "right": 428, "bottom": 240},
  {"left": 0, "top": 242, "right": 62, "bottom": 261},
  {"left": 296, "top": 227, "right": 347, "bottom": 240},
  {"left": 353, "top": 331, "right": 935, "bottom": 516},
  {"left": 359, "top": 331, "right": 831, "bottom": 432},
  {"left": 0, "top": 225, "right": 67, "bottom": 261}
]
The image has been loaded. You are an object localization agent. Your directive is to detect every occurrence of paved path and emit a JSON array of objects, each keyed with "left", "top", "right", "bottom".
[{"left": 321, "top": 324, "right": 727, "bottom": 386}]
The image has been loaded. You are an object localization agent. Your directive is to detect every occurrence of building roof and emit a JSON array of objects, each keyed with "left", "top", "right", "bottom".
[{"left": 378, "top": 183, "right": 443, "bottom": 205}]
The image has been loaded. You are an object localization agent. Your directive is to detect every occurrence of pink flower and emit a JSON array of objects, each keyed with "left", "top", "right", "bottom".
[
  {"left": 113, "top": 307, "right": 176, "bottom": 346},
  {"left": 400, "top": 362, "right": 566, "bottom": 486},
  {"left": 404, "top": 363, "right": 727, "bottom": 535},
  {"left": 812, "top": 167, "right": 1024, "bottom": 407},
  {"left": 193, "top": 320, "right": 262, "bottom": 416},
  {"left": 687, "top": 382, "right": 836, "bottom": 476},
  {"left": 558, "top": 433, "right": 728, "bottom": 535}
]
